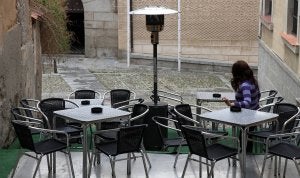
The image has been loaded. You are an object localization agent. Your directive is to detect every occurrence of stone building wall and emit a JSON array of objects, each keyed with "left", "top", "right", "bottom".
[
  {"left": 0, "top": 0, "right": 41, "bottom": 147},
  {"left": 83, "top": 0, "right": 118, "bottom": 58},
  {"left": 258, "top": 0, "right": 300, "bottom": 104},
  {"left": 118, "top": 0, "right": 260, "bottom": 65}
]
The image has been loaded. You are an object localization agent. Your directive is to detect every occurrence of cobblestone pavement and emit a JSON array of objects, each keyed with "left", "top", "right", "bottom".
[{"left": 42, "top": 55, "right": 233, "bottom": 109}]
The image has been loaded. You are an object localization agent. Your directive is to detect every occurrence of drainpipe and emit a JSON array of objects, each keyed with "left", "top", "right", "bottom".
[{"left": 130, "top": 0, "right": 133, "bottom": 51}]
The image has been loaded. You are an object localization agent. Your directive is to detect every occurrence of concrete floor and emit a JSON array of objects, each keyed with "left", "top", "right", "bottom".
[{"left": 10, "top": 151, "right": 299, "bottom": 178}]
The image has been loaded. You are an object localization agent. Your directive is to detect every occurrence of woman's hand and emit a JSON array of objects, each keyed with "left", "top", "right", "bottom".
[{"left": 222, "top": 97, "right": 233, "bottom": 107}]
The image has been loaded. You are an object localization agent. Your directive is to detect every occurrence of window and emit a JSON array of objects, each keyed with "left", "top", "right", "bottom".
[
  {"left": 281, "top": 0, "right": 299, "bottom": 54},
  {"left": 292, "top": 0, "right": 298, "bottom": 35},
  {"left": 265, "top": 0, "right": 272, "bottom": 16},
  {"left": 261, "top": 0, "right": 273, "bottom": 30}
]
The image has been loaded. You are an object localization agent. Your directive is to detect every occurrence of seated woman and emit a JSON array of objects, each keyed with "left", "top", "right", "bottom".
[{"left": 222, "top": 60, "right": 261, "bottom": 152}]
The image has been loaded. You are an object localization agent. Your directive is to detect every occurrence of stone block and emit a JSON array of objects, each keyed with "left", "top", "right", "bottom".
[
  {"left": 104, "top": 21, "right": 118, "bottom": 29},
  {"left": 96, "top": 47, "right": 118, "bottom": 57},
  {"left": 95, "top": 36, "right": 118, "bottom": 48},
  {"left": 94, "top": 12, "right": 116, "bottom": 22},
  {"left": 85, "top": 21, "right": 104, "bottom": 29},
  {"left": 84, "top": 11, "right": 94, "bottom": 21},
  {"left": 84, "top": 0, "right": 112, "bottom": 12},
  {"left": 241, "top": 46, "right": 258, "bottom": 55}
]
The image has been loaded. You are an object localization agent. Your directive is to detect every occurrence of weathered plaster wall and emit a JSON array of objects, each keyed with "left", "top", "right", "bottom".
[{"left": 0, "top": 0, "right": 41, "bottom": 147}]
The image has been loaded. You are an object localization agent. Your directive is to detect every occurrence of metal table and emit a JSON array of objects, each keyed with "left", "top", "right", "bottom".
[
  {"left": 196, "top": 91, "right": 235, "bottom": 107},
  {"left": 66, "top": 99, "right": 103, "bottom": 107},
  {"left": 200, "top": 108, "right": 278, "bottom": 178},
  {"left": 54, "top": 105, "right": 130, "bottom": 178}
]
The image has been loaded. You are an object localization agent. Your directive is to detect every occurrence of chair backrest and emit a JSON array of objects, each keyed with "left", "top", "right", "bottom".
[
  {"left": 11, "top": 121, "right": 35, "bottom": 151},
  {"left": 174, "top": 104, "right": 195, "bottom": 128},
  {"left": 38, "top": 98, "right": 78, "bottom": 128},
  {"left": 110, "top": 89, "right": 132, "bottom": 108},
  {"left": 273, "top": 103, "right": 300, "bottom": 133},
  {"left": 117, "top": 124, "right": 146, "bottom": 154},
  {"left": 130, "top": 104, "right": 149, "bottom": 125},
  {"left": 20, "top": 99, "right": 39, "bottom": 117},
  {"left": 11, "top": 107, "right": 42, "bottom": 123},
  {"left": 181, "top": 125, "right": 208, "bottom": 158},
  {"left": 69, "top": 89, "right": 100, "bottom": 99},
  {"left": 260, "top": 89, "right": 278, "bottom": 99}
]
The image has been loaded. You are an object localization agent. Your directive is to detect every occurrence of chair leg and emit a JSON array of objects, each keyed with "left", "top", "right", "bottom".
[
  {"left": 33, "top": 156, "right": 43, "bottom": 178},
  {"left": 109, "top": 156, "right": 116, "bottom": 178},
  {"left": 293, "top": 158, "right": 300, "bottom": 176},
  {"left": 140, "top": 150, "right": 149, "bottom": 178},
  {"left": 141, "top": 145, "right": 152, "bottom": 169},
  {"left": 260, "top": 153, "right": 269, "bottom": 178},
  {"left": 283, "top": 158, "right": 288, "bottom": 178},
  {"left": 88, "top": 149, "right": 94, "bottom": 178},
  {"left": 67, "top": 150, "right": 75, "bottom": 178},
  {"left": 208, "top": 161, "right": 215, "bottom": 178},
  {"left": 181, "top": 153, "right": 191, "bottom": 178},
  {"left": 173, "top": 142, "right": 183, "bottom": 168}
]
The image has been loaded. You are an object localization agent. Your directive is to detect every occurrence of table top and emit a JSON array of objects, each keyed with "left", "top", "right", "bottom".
[
  {"left": 66, "top": 99, "right": 103, "bottom": 107},
  {"left": 196, "top": 91, "right": 235, "bottom": 102},
  {"left": 200, "top": 108, "right": 278, "bottom": 127},
  {"left": 54, "top": 105, "right": 130, "bottom": 124}
]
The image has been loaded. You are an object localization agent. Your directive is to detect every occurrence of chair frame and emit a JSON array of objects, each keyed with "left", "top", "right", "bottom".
[
  {"left": 152, "top": 116, "right": 187, "bottom": 168},
  {"left": 181, "top": 125, "right": 240, "bottom": 178},
  {"left": 101, "top": 89, "right": 137, "bottom": 108},
  {"left": 10, "top": 120, "right": 75, "bottom": 178},
  {"left": 89, "top": 125, "right": 149, "bottom": 178},
  {"left": 260, "top": 128, "right": 300, "bottom": 178},
  {"left": 68, "top": 89, "right": 101, "bottom": 99},
  {"left": 259, "top": 89, "right": 278, "bottom": 101},
  {"left": 93, "top": 104, "right": 151, "bottom": 168}
]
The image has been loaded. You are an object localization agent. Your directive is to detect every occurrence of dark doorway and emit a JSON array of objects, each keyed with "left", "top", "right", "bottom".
[
  {"left": 66, "top": 0, "right": 84, "bottom": 54},
  {"left": 67, "top": 13, "right": 84, "bottom": 54}
]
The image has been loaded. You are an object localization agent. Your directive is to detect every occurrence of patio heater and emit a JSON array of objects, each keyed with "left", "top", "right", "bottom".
[
  {"left": 130, "top": 6, "right": 177, "bottom": 105},
  {"left": 130, "top": 7, "right": 178, "bottom": 150}
]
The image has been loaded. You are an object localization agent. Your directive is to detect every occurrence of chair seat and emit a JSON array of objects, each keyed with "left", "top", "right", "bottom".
[
  {"left": 95, "top": 141, "right": 118, "bottom": 156},
  {"left": 57, "top": 125, "right": 82, "bottom": 135},
  {"left": 34, "top": 139, "right": 67, "bottom": 155},
  {"left": 269, "top": 142, "right": 300, "bottom": 159},
  {"left": 248, "top": 130, "right": 275, "bottom": 139},
  {"left": 163, "top": 138, "right": 187, "bottom": 149},
  {"left": 96, "top": 131, "right": 118, "bottom": 141},
  {"left": 207, "top": 143, "right": 238, "bottom": 161}
]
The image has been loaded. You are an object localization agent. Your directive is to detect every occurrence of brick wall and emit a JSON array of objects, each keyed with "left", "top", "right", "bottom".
[{"left": 118, "top": 0, "right": 260, "bottom": 65}]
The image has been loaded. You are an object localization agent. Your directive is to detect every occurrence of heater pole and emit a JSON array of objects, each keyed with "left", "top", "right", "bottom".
[{"left": 151, "top": 31, "right": 159, "bottom": 105}]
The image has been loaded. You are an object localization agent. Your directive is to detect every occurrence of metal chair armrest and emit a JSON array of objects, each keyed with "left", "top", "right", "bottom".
[{"left": 152, "top": 116, "right": 181, "bottom": 132}]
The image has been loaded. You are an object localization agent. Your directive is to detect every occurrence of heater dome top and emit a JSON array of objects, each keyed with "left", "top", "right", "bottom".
[{"left": 129, "top": 6, "right": 177, "bottom": 15}]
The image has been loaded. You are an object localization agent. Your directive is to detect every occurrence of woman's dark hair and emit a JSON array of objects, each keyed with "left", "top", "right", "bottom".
[{"left": 231, "top": 60, "right": 259, "bottom": 91}]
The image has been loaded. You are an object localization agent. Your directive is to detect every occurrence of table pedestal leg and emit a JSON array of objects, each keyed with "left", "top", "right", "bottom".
[{"left": 82, "top": 125, "right": 88, "bottom": 178}]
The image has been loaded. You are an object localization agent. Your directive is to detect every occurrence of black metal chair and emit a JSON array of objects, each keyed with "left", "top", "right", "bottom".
[
  {"left": 93, "top": 104, "right": 151, "bottom": 168},
  {"left": 260, "top": 128, "right": 300, "bottom": 178},
  {"left": 248, "top": 103, "right": 300, "bottom": 149},
  {"left": 181, "top": 125, "right": 240, "bottom": 178},
  {"left": 68, "top": 89, "right": 101, "bottom": 99},
  {"left": 37, "top": 98, "right": 83, "bottom": 144},
  {"left": 173, "top": 103, "right": 228, "bottom": 135},
  {"left": 102, "top": 89, "right": 137, "bottom": 108},
  {"left": 152, "top": 116, "right": 187, "bottom": 168},
  {"left": 89, "top": 124, "right": 148, "bottom": 178},
  {"left": 10, "top": 120, "right": 75, "bottom": 178}
]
